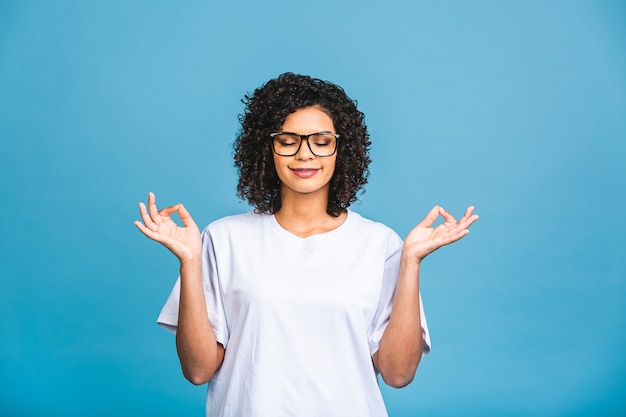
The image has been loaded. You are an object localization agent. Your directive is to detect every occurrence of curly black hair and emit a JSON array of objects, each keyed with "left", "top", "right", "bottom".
[{"left": 234, "top": 72, "right": 371, "bottom": 217}]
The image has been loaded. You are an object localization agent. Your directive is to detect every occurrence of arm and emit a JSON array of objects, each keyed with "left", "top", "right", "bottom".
[
  {"left": 372, "top": 257, "right": 423, "bottom": 388},
  {"left": 373, "top": 206, "right": 478, "bottom": 388},
  {"left": 135, "top": 192, "right": 225, "bottom": 385},
  {"left": 175, "top": 256, "right": 225, "bottom": 385}
]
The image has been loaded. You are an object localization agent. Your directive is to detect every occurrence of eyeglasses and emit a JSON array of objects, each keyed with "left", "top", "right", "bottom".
[{"left": 269, "top": 132, "right": 340, "bottom": 157}]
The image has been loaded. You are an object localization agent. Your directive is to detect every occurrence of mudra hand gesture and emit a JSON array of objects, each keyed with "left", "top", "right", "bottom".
[
  {"left": 403, "top": 206, "right": 479, "bottom": 264},
  {"left": 134, "top": 192, "right": 202, "bottom": 263}
]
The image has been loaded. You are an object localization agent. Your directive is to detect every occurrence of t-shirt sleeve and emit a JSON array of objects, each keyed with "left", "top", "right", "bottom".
[
  {"left": 367, "top": 231, "right": 431, "bottom": 357},
  {"left": 156, "top": 227, "right": 230, "bottom": 348}
]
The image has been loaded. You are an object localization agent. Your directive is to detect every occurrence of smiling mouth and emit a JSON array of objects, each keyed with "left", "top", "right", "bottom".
[{"left": 291, "top": 168, "right": 320, "bottom": 177}]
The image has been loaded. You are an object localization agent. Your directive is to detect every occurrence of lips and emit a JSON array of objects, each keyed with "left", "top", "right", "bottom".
[{"left": 290, "top": 168, "right": 320, "bottom": 178}]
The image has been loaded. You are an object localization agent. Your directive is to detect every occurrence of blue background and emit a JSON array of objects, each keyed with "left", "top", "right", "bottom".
[{"left": 1, "top": 1, "right": 625, "bottom": 416}]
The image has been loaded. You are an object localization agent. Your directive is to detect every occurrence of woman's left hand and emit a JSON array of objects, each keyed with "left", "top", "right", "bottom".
[{"left": 402, "top": 206, "right": 479, "bottom": 264}]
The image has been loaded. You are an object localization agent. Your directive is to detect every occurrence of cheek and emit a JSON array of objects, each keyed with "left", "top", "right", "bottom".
[
  {"left": 272, "top": 155, "right": 287, "bottom": 180},
  {"left": 327, "top": 157, "right": 337, "bottom": 176},
  {"left": 272, "top": 154, "right": 281, "bottom": 170}
]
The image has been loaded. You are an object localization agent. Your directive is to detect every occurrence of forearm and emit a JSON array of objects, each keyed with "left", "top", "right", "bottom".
[
  {"left": 175, "top": 258, "right": 224, "bottom": 385},
  {"left": 374, "top": 256, "right": 424, "bottom": 388}
]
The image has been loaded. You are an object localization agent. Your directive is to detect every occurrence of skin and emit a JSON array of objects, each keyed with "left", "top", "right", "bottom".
[
  {"left": 135, "top": 194, "right": 224, "bottom": 385},
  {"left": 271, "top": 107, "right": 347, "bottom": 237},
  {"left": 373, "top": 204, "right": 477, "bottom": 387},
  {"left": 134, "top": 106, "right": 479, "bottom": 387}
]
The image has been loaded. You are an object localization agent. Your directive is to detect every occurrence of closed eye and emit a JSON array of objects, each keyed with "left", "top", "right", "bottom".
[{"left": 275, "top": 134, "right": 299, "bottom": 146}]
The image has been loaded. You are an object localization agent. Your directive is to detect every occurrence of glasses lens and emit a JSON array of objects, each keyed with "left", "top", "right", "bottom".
[
  {"left": 273, "top": 134, "right": 300, "bottom": 156},
  {"left": 308, "top": 134, "right": 337, "bottom": 156}
]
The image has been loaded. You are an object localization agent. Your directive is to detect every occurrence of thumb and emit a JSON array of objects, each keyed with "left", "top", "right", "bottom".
[
  {"left": 177, "top": 203, "right": 197, "bottom": 228},
  {"left": 417, "top": 206, "right": 440, "bottom": 228}
]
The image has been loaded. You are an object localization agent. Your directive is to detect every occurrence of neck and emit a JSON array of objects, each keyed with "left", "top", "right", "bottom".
[{"left": 274, "top": 186, "right": 346, "bottom": 238}]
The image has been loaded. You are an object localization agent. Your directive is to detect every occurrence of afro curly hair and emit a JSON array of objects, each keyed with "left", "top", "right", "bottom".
[{"left": 234, "top": 72, "right": 371, "bottom": 217}]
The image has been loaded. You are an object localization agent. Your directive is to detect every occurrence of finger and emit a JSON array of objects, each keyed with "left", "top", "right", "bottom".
[
  {"left": 433, "top": 212, "right": 474, "bottom": 238},
  {"left": 438, "top": 206, "right": 458, "bottom": 224},
  {"left": 442, "top": 214, "right": 477, "bottom": 236},
  {"left": 457, "top": 206, "right": 475, "bottom": 224},
  {"left": 458, "top": 207, "right": 479, "bottom": 228},
  {"left": 417, "top": 206, "right": 441, "bottom": 228},
  {"left": 439, "top": 206, "right": 477, "bottom": 232},
  {"left": 427, "top": 207, "right": 478, "bottom": 250},
  {"left": 177, "top": 203, "right": 197, "bottom": 229},
  {"left": 138, "top": 201, "right": 158, "bottom": 231},
  {"left": 134, "top": 220, "right": 174, "bottom": 247},
  {"left": 159, "top": 205, "right": 180, "bottom": 218},
  {"left": 134, "top": 219, "right": 158, "bottom": 239},
  {"left": 462, "top": 214, "right": 479, "bottom": 228},
  {"left": 148, "top": 192, "right": 163, "bottom": 226}
]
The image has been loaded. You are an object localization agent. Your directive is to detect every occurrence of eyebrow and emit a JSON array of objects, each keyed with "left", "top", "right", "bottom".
[{"left": 277, "top": 131, "right": 336, "bottom": 135}]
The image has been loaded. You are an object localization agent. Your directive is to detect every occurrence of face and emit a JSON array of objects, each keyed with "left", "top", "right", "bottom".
[{"left": 273, "top": 106, "right": 337, "bottom": 200}]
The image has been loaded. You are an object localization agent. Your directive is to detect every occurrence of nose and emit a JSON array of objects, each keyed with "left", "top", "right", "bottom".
[{"left": 295, "top": 137, "right": 314, "bottom": 160}]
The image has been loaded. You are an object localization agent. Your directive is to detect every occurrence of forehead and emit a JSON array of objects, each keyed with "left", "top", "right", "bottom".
[{"left": 282, "top": 106, "right": 335, "bottom": 133}]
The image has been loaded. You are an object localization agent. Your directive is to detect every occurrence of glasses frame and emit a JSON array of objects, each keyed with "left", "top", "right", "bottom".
[{"left": 269, "top": 131, "right": 340, "bottom": 157}]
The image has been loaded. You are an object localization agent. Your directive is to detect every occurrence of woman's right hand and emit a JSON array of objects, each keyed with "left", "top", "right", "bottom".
[{"left": 134, "top": 192, "right": 202, "bottom": 263}]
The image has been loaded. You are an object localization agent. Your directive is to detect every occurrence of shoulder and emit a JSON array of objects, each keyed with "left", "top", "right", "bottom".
[
  {"left": 203, "top": 210, "right": 271, "bottom": 236},
  {"left": 347, "top": 210, "right": 403, "bottom": 247}
]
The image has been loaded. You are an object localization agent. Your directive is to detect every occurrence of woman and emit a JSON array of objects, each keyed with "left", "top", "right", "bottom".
[{"left": 135, "top": 73, "right": 478, "bottom": 417}]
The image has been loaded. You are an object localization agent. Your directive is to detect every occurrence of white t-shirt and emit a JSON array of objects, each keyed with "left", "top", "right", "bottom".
[{"left": 157, "top": 210, "right": 431, "bottom": 417}]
